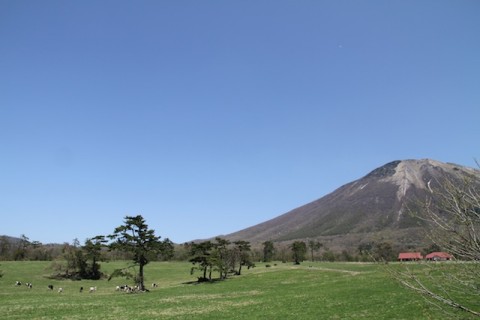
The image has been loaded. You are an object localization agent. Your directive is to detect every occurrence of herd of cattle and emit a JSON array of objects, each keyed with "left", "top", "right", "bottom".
[{"left": 14, "top": 281, "right": 158, "bottom": 293}]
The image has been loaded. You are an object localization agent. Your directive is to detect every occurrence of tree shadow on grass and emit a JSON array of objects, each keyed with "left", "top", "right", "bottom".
[{"left": 182, "top": 278, "right": 225, "bottom": 285}]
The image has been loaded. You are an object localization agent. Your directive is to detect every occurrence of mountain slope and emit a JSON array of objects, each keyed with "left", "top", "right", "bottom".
[{"left": 223, "top": 159, "right": 480, "bottom": 249}]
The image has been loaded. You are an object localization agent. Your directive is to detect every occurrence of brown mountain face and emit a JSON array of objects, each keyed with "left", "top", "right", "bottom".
[{"left": 222, "top": 159, "right": 480, "bottom": 251}]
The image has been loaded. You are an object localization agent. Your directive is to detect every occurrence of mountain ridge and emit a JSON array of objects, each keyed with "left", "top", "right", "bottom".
[{"left": 221, "top": 159, "right": 480, "bottom": 251}]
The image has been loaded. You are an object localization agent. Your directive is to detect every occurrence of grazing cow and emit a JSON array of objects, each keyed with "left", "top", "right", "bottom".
[
  {"left": 79, "top": 287, "right": 83, "bottom": 293},
  {"left": 48, "top": 285, "right": 54, "bottom": 290},
  {"left": 58, "top": 288, "right": 63, "bottom": 293},
  {"left": 89, "top": 286, "right": 97, "bottom": 293},
  {"left": 15, "top": 281, "right": 22, "bottom": 286},
  {"left": 152, "top": 283, "right": 158, "bottom": 288},
  {"left": 26, "top": 282, "right": 32, "bottom": 289}
]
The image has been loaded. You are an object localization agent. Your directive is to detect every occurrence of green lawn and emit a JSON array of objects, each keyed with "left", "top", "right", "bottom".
[{"left": 0, "top": 261, "right": 461, "bottom": 319}]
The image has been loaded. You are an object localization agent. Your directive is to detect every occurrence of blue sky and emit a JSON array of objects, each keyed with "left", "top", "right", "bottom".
[{"left": 1, "top": 1, "right": 479, "bottom": 244}]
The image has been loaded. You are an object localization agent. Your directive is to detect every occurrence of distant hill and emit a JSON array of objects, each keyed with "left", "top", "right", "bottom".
[
  {"left": 221, "top": 159, "right": 480, "bottom": 251},
  {"left": 0, "top": 235, "right": 22, "bottom": 244}
]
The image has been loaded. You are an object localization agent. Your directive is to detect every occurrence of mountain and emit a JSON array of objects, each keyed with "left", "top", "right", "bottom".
[{"left": 222, "top": 159, "right": 480, "bottom": 251}]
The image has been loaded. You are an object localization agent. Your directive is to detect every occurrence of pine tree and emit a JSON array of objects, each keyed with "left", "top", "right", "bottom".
[{"left": 108, "top": 215, "right": 166, "bottom": 291}]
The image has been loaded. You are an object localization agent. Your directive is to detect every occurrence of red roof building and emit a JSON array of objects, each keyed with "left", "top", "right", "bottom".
[
  {"left": 425, "top": 252, "right": 453, "bottom": 261},
  {"left": 398, "top": 252, "right": 423, "bottom": 261}
]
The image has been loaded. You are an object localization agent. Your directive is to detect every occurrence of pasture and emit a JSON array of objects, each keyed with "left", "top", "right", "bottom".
[{"left": 0, "top": 261, "right": 454, "bottom": 319}]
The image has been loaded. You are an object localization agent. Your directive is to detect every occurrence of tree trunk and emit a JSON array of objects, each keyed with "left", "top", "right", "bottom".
[{"left": 139, "top": 263, "right": 145, "bottom": 291}]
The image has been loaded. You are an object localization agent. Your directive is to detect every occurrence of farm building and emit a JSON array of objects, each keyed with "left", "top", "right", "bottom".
[
  {"left": 398, "top": 252, "right": 423, "bottom": 261},
  {"left": 425, "top": 252, "right": 453, "bottom": 261}
]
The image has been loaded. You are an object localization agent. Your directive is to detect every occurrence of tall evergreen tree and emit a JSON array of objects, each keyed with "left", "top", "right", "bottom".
[
  {"left": 212, "top": 237, "right": 231, "bottom": 279},
  {"left": 233, "top": 240, "right": 253, "bottom": 275},
  {"left": 108, "top": 215, "right": 165, "bottom": 291},
  {"left": 189, "top": 241, "right": 213, "bottom": 281},
  {"left": 83, "top": 236, "right": 107, "bottom": 279},
  {"left": 291, "top": 241, "right": 307, "bottom": 265},
  {"left": 307, "top": 240, "right": 323, "bottom": 262},
  {"left": 14, "top": 234, "right": 30, "bottom": 261},
  {"left": 262, "top": 241, "right": 275, "bottom": 262}
]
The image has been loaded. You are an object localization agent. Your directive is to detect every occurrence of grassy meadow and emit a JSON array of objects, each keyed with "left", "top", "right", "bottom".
[{"left": 0, "top": 260, "right": 458, "bottom": 319}]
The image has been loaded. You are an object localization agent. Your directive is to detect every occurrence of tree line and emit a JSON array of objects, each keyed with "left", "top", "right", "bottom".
[{"left": 0, "top": 233, "right": 439, "bottom": 265}]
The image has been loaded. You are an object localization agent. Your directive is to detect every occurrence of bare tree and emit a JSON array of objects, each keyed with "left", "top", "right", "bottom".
[
  {"left": 392, "top": 174, "right": 480, "bottom": 318},
  {"left": 421, "top": 177, "right": 480, "bottom": 260}
]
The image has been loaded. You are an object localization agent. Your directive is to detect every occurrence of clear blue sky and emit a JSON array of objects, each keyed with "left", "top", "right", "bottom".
[{"left": 1, "top": 1, "right": 479, "bottom": 244}]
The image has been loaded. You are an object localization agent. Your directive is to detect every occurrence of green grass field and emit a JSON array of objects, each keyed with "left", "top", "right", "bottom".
[{"left": 0, "top": 261, "right": 458, "bottom": 319}]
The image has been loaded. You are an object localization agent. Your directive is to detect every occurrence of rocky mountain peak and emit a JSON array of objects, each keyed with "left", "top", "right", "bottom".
[
  {"left": 380, "top": 159, "right": 432, "bottom": 200},
  {"left": 364, "top": 159, "right": 467, "bottom": 200},
  {"left": 365, "top": 160, "right": 401, "bottom": 179}
]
